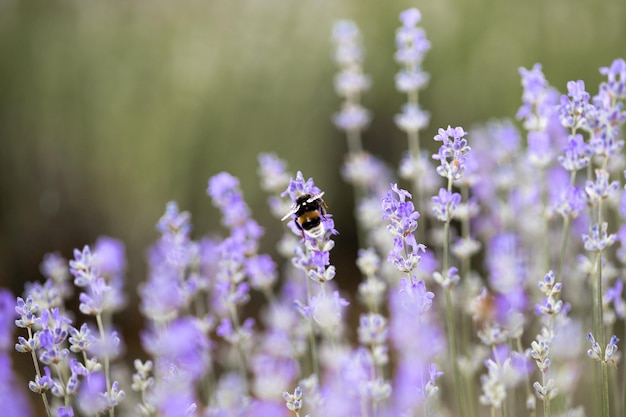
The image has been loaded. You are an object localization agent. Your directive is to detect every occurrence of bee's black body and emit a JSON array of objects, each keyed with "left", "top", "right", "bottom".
[{"left": 282, "top": 192, "right": 327, "bottom": 238}]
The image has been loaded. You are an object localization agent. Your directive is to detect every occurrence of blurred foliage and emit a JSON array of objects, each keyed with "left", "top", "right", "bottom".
[{"left": 0, "top": 0, "right": 625, "bottom": 300}]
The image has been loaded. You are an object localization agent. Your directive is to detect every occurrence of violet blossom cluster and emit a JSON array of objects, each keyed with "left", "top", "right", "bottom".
[{"left": 4, "top": 7, "right": 626, "bottom": 417}]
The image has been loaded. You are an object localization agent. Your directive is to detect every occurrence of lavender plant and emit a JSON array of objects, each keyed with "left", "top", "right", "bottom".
[{"left": 4, "top": 7, "right": 626, "bottom": 417}]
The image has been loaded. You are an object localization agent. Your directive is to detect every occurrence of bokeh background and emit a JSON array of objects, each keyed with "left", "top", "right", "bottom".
[{"left": 1, "top": 0, "right": 625, "bottom": 391}]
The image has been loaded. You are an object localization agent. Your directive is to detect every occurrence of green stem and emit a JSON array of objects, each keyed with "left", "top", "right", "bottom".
[
  {"left": 28, "top": 327, "right": 52, "bottom": 417},
  {"left": 96, "top": 313, "right": 114, "bottom": 417},
  {"left": 445, "top": 287, "right": 466, "bottom": 417}
]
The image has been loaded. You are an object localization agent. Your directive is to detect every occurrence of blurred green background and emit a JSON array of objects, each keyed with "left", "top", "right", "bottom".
[{"left": 1, "top": 0, "right": 625, "bottom": 315}]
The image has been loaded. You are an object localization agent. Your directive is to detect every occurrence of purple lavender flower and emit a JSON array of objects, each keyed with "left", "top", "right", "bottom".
[
  {"left": 599, "top": 58, "right": 626, "bottom": 99},
  {"left": 605, "top": 279, "right": 625, "bottom": 319},
  {"left": 583, "top": 222, "right": 616, "bottom": 252},
  {"left": 257, "top": 152, "right": 291, "bottom": 193},
  {"left": 245, "top": 254, "right": 278, "bottom": 292},
  {"left": 69, "top": 246, "right": 99, "bottom": 287},
  {"left": 282, "top": 171, "right": 322, "bottom": 202},
  {"left": 333, "top": 103, "right": 371, "bottom": 132},
  {"left": 76, "top": 371, "right": 109, "bottom": 415},
  {"left": 208, "top": 172, "right": 253, "bottom": 228},
  {"left": 585, "top": 169, "right": 620, "bottom": 205},
  {"left": 39, "top": 252, "right": 72, "bottom": 300},
  {"left": 395, "top": 8, "right": 430, "bottom": 68},
  {"left": 432, "top": 126, "right": 471, "bottom": 181},
  {"left": 558, "top": 80, "right": 593, "bottom": 130},
  {"left": 341, "top": 151, "right": 393, "bottom": 194},
  {"left": 558, "top": 134, "right": 591, "bottom": 172},
  {"left": 143, "top": 317, "right": 210, "bottom": 381},
  {"left": 431, "top": 187, "right": 462, "bottom": 222},
  {"left": 332, "top": 20, "right": 364, "bottom": 67},
  {"left": 382, "top": 184, "right": 420, "bottom": 237},
  {"left": 517, "top": 63, "right": 552, "bottom": 131},
  {"left": 93, "top": 236, "right": 126, "bottom": 277},
  {"left": 395, "top": 104, "right": 430, "bottom": 134},
  {"left": 309, "top": 291, "right": 349, "bottom": 331},
  {"left": 56, "top": 406, "right": 74, "bottom": 417}
]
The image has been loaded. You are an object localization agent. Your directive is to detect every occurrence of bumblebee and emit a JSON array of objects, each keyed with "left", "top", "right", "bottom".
[{"left": 281, "top": 192, "right": 328, "bottom": 238}]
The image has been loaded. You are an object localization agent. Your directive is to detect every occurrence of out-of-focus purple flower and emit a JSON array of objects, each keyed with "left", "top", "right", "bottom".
[
  {"left": 251, "top": 354, "right": 297, "bottom": 400},
  {"left": 583, "top": 222, "right": 616, "bottom": 252},
  {"left": 395, "top": 8, "right": 430, "bottom": 67},
  {"left": 432, "top": 266, "right": 460, "bottom": 289},
  {"left": 341, "top": 152, "right": 392, "bottom": 194},
  {"left": 485, "top": 233, "right": 527, "bottom": 322},
  {"left": 517, "top": 63, "right": 553, "bottom": 131},
  {"left": 558, "top": 80, "right": 593, "bottom": 130},
  {"left": 309, "top": 291, "right": 349, "bottom": 331},
  {"left": 334, "top": 68, "right": 371, "bottom": 99},
  {"left": 389, "top": 277, "right": 444, "bottom": 412},
  {"left": 553, "top": 185, "right": 586, "bottom": 220},
  {"left": 432, "top": 126, "right": 471, "bottom": 181},
  {"left": 395, "top": 71, "right": 430, "bottom": 95},
  {"left": 605, "top": 279, "right": 625, "bottom": 319},
  {"left": 143, "top": 317, "right": 210, "bottom": 381},
  {"left": 23, "top": 279, "right": 63, "bottom": 311},
  {"left": 57, "top": 405, "right": 74, "bottom": 417},
  {"left": 527, "top": 130, "right": 553, "bottom": 168},
  {"left": 139, "top": 272, "right": 186, "bottom": 324},
  {"left": 208, "top": 172, "right": 252, "bottom": 229},
  {"left": 89, "top": 329, "right": 124, "bottom": 360},
  {"left": 395, "top": 104, "right": 430, "bottom": 134},
  {"left": 257, "top": 153, "right": 291, "bottom": 194},
  {"left": 0, "top": 290, "right": 16, "bottom": 350},
  {"left": 396, "top": 277, "right": 434, "bottom": 316},
  {"left": 332, "top": 20, "right": 364, "bottom": 67},
  {"left": 333, "top": 103, "right": 371, "bottom": 132},
  {"left": 558, "top": 134, "right": 591, "bottom": 172},
  {"left": 205, "top": 373, "right": 250, "bottom": 417},
  {"left": 0, "top": 351, "right": 33, "bottom": 416},
  {"left": 93, "top": 236, "right": 126, "bottom": 277},
  {"left": 245, "top": 254, "right": 278, "bottom": 292},
  {"left": 599, "top": 58, "right": 626, "bottom": 99},
  {"left": 431, "top": 188, "right": 461, "bottom": 222},
  {"left": 79, "top": 278, "right": 110, "bottom": 316},
  {"left": 39, "top": 252, "right": 72, "bottom": 300},
  {"left": 69, "top": 246, "right": 99, "bottom": 287},
  {"left": 585, "top": 169, "right": 620, "bottom": 205},
  {"left": 77, "top": 371, "right": 109, "bottom": 415}
]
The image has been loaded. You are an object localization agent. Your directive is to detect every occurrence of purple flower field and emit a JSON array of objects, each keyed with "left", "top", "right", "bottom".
[{"left": 2, "top": 7, "right": 626, "bottom": 417}]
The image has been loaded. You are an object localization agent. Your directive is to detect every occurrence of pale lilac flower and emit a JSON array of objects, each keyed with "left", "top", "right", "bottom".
[
  {"left": 517, "top": 63, "right": 553, "bottom": 131},
  {"left": 69, "top": 246, "right": 99, "bottom": 287},
  {"left": 558, "top": 80, "right": 593, "bottom": 130},
  {"left": 605, "top": 279, "right": 626, "bottom": 319},
  {"left": 39, "top": 252, "right": 72, "bottom": 300},
  {"left": 599, "top": 58, "right": 626, "bottom": 99},
  {"left": 394, "top": 104, "right": 430, "bottom": 134},
  {"left": 585, "top": 169, "right": 620, "bottom": 205},
  {"left": 245, "top": 254, "right": 278, "bottom": 291},
  {"left": 583, "top": 222, "right": 617, "bottom": 252},
  {"left": 558, "top": 134, "right": 591, "bottom": 172},
  {"left": 333, "top": 103, "right": 371, "bottom": 132},
  {"left": 143, "top": 317, "right": 210, "bottom": 381},
  {"left": 310, "top": 291, "right": 349, "bottom": 330},
  {"left": 257, "top": 153, "right": 291, "bottom": 193},
  {"left": 431, "top": 188, "right": 461, "bottom": 222}
]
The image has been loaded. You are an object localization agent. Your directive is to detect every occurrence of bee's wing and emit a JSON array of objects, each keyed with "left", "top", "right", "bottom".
[
  {"left": 281, "top": 204, "right": 300, "bottom": 221},
  {"left": 307, "top": 192, "right": 325, "bottom": 203}
]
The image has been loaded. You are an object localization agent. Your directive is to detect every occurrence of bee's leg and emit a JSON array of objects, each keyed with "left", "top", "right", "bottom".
[{"left": 295, "top": 220, "right": 305, "bottom": 238}]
